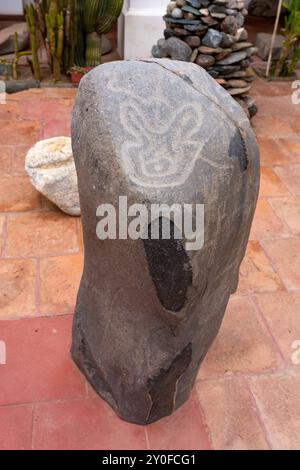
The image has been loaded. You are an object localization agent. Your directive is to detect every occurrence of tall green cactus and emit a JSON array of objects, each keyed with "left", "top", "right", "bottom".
[
  {"left": 75, "top": 0, "right": 124, "bottom": 67},
  {"left": 64, "top": 0, "right": 76, "bottom": 71},
  {"left": 24, "top": 0, "right": 121, "bottom": 80},
  {"left": 25, "top": 4, "right": 41, "bottom": 81},
  {"left": 45, "top": 0, "right": 65, "bottom": 82},
  {"left": 24, "top": 1, "right": 76, "bottom": 82}
]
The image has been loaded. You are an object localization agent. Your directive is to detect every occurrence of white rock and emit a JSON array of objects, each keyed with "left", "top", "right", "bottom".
[
  {"left": 167, "top": 2, "right": 177, "bottom": 14},
  {"left": 25, "top": 137, "right": 80, "bottom": 216},
  {"left": 172, "top": 7, "right": 184, "bottom": 18}
]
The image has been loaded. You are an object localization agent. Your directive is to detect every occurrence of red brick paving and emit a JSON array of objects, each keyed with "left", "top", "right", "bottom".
[
  {"left": 33, "top": 397, "right": 148, "bottom": 450},
  {"left": 0, "top": 79, "right": 300, "bottom": 449},
  {"left": 237, "top": 240, "right": 284, "bottom": 294},
  {"left": 0, "top": 404, "right": 32, "bottom": 450},
  {"left": 196, "top": 377, "right": 270, "bottom": 450},
  {"left": 146, "top": 393, "right": 210, "bottom": 450},
  {"left": 0, "top": 316, "right": 85, "bottom": 406}
]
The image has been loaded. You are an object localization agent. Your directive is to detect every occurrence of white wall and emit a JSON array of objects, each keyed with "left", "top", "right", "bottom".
[
  {"left": 0, "top": 0, "right": 24, "bottom": 15},
  {"left": 118, "top": 0, "right": 169, "bottom": 59}
]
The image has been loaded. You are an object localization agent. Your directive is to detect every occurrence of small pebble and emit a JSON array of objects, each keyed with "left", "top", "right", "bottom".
[
  {"left": 172, "top": 7, "right": 184, "bottom": 18},
  {"left": 196, "top": 54, "right": 215, "bottom": 68},
  {"left": 167, "top": 2, "right": 177, "bottom": 14}
]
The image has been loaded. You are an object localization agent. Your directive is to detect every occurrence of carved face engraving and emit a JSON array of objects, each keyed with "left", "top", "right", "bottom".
[{"left": 120, "top": 98, "right": 204, "bottom": 188}]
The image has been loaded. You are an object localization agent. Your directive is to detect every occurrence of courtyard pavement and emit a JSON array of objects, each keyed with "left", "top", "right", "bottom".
[{"left": 0, "top": 79, "right": 299, "bottom": 450}]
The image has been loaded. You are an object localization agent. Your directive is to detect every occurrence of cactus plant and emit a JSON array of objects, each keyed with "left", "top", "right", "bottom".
[
  {"left": 24, "top": 0, "right": 121, "bottom": 80},
  {"left": 25, "top": 4, "right": 42, "bottom": 81},
  {"left": 34, "top": 0, "right": 52, "bottom": 65},
  {"left": 24, "top": 1, "right": 76, "bottom": 82},
  {"left": 45, "top": 1, "right": 65, "bottom": 82},
  {"left": 64, "top": 0, "right": 76, "bottom": 71},
  {"left": 45, "top": 0, "right": 76, "bottom": 80},
  {"left": 12, "top": 35, "right": 33, "bottom": 81},
  {"left": 75, "top": 0, "right": 124, "bottom": 67},
  {"left": 13, "top": 32, "right": 19, "bottom": 80}
]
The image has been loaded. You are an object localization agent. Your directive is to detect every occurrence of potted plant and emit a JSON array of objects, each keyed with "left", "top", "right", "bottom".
[
  {"left": 273, "top": 0, "right": 300, "bottom": 77},
  {"left": 68, "top": 65, "right": 92, "bottom": 84}
]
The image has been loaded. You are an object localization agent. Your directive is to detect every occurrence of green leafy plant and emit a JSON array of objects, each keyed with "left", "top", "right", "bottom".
[
  {"left": 274, "top": 0, "right": 300, "bottom": 77},
  {"left": 74, "top": 0, "right": 124, "bottom": 67}
]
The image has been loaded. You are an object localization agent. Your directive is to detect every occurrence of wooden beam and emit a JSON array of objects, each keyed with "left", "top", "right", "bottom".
[{"left": 266, "top": 0, "right": 284, "bottom": 77}]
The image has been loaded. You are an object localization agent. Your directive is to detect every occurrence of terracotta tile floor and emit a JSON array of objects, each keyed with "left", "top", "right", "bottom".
[{"left": 0, "top": 79, "right": 300, "bottom": 450}]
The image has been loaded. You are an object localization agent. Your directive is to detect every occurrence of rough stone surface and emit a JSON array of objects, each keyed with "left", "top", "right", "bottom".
[
  {"left": 172, "top": 7, "right": 184, "bottom": 18},
  {"left": 221, "top": 16, "right": 238, "bottom": 35},
  {"left": 249, "top": 0, "right": 278, "bottom": 17},
  {"left": 201, "top": 16, "right": 219, "bottom": 26},
  {"left": 5, "top": 80, "right": 40, "bottom": 94},
  {"left": 255, "top": 32, "right": 284, "bottom": 61},
  {"left": 235, "top": 12, "right": 245, "bottom": 28},
  {"left": 102, "top": 35, "right": 113, "bottom": 55},
  {"left": 185, "top": 35, "right": 201, "bottom": 47},
  {"left": 202, "top": 28, "right": 223, "bottom": 48},
  {"left": 167, "top": 2, "right": 177, "bottom": 15},
  {"left": 177, "top": 0, "right": 187, "bottom": 6},
  {"left": 190, "top": 48, "right": 199, "bottom": 62},
  {"left": 71, "top": 59, "right": 260, "bottom": 425},
  {"left": 209, "top": 4, "right": 228, "bottom": 15},
  {"left": 25, "top": 137, "right": 80, "bottom": 216},
  {"left": 0, "top": 23, "right": 29, "bottom": 55},
  {"left": 152, "top": 37, "right": 192, "bottom": 61},
  {"left": 164, "top": 28, "right": 175, "bottom": 39},
  {"left": 196, "top": 53, "right": 215, "bottom": 68},
  {"left": 174, "top": 27, "right": 190, "bottom": 36},
  {"left": 220, "top": 32, "right": 235, "bottom": 48},
  {"left": 182, "top": 5, "right": 201, "bottom": 16},
  {"left": 199, "top": 46, "right": 223, "bottom": 55},
  {"left": 164, "top": 15, "right": 202, "bottom": 25},
  {"left": 216, "top": 48, "right": 233, "bottom": 60},
  {"left": 229, "top": 85, "right": 251, "bottom": 95},
  {"left": 226, "top": 79, "right": 248, "bottom": 88},
  {"left": 235, "top": 27, "right": 248, "bottom": 42},
  {"left": 158, "top": 0, "right": 256, "bottom": 115},
  {"left": 213, "top": 64, "right": 241, "bottom": 74},
  {"left": 236, "top": 94, "right": 258, "bottom": 118},
  {"left": 186, "top": 0, "right": 202, "bottom": 7},
  {"left": 216, "top": 50, "right": 247, "bottom": 64},
  {"left": 232, "top": 41, "right": 253, "bottom": 51}
]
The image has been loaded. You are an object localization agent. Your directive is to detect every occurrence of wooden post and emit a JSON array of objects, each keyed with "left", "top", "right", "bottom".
[{"left": 266, "top": 0, "right": 283, "bottom": 78}]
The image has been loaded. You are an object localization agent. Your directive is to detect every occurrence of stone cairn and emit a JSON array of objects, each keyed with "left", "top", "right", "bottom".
[{"left": 152, "top": 0, "right": 258, "bottom": 118}]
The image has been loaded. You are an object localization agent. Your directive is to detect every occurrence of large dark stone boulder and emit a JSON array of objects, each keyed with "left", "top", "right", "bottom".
[{"left": 71, "top": 59, "right": 260, "bottom": 425}]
